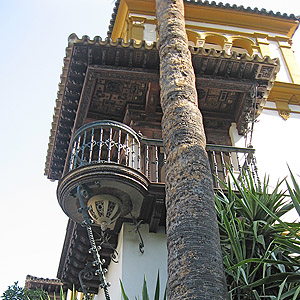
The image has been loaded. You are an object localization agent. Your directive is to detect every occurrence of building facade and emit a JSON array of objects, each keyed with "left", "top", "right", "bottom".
[
  {"left": 24, "top": 275, "right": 64, "bottom": 300},
  {"left": 45, "top": 1, "right": 300, "bottom": 299}
]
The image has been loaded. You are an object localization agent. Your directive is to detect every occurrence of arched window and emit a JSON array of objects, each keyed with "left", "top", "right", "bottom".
[
  {"left": 231, "top": 37, "right": 255, "bottom": 55},
  {"left": 204, "top": 33, "right": 227, "bottom": 52}
]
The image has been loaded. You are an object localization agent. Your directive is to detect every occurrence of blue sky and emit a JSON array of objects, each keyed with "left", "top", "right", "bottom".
[{"left": 0, "top": 0, "right": 300, "bottom": 295}]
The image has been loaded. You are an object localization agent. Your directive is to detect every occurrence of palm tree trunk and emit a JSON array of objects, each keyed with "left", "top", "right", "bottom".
[{"left": 155, "top": 0, "right": 228, "bottom": 299}]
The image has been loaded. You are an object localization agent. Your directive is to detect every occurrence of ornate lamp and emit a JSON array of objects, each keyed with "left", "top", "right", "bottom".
[{"left": 87, "top": 194, "right": 122, "bottom": 231}]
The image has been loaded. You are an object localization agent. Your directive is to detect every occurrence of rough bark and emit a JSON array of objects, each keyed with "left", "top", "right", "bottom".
[{"left": 155, "top": 0, "right": 228, "bottom": 299}]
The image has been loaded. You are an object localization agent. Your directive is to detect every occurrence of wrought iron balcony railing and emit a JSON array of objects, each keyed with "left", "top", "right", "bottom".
[
  {"left": 67, "top": 120, "right": 258, "bottom": 188},
  {"left": 69, "top": 120, "right": 141, "bottom": 171}
]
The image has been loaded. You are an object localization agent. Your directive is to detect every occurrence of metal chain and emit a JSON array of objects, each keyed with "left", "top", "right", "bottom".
[{"left": 77, "top": 185, "right": 111, "bottom": 300}]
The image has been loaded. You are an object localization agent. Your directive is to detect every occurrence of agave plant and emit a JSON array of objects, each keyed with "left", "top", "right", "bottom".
[
  {"left": 120, "top": 272, "right": 166, "bottom": 300},
  {"left": 215, "top": 169, "right": 300, "bottom": 299}
]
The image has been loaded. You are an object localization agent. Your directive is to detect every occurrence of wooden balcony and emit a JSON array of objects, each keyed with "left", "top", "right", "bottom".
[
  {"left": 57, "top": 120, "right": 258, "bottom": 231},
  {"left": 66, "top": 120, "right": 257, "bottom": 186}
]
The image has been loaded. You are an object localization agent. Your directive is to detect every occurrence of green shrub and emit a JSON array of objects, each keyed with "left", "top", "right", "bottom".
[{"left": 216, "top": 169, "right": 300, "bottom": 299}]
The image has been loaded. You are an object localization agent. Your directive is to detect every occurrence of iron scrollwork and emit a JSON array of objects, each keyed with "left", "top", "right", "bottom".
[
  {"left": 130, "top": 213, "right": 145, "bottom": 254},
  {"left": 77, "top": 185, "right": 111, "bottom": 300}
]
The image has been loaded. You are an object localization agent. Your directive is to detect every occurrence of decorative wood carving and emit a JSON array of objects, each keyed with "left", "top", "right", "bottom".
[
  {"left": 279, "top": 111, "right": 290, "bottom": 120},
  {"left": 149, "top": 196, "right": 165, "bottom": 233},
  {"left": 47, "top": 41, "right": 278, "bottom": 180}
]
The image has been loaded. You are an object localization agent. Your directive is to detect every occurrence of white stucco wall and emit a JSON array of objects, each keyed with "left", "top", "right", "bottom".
[
  {"left": 230, "top": 104, "right": 300, "bottom": 222},
  {"left": 97, "top": 223, "right": 167, "bottom": 300},
  {"left": 253, "top": 109, "right": 300, "bottom": 182},
  {"left": 144, "top": 23, "right": 156, "bottom": 43},
  {"left": 269, "top": 41, "right": 292, "bottom": 83},
  {"left": 231, "top": 104, "right": 300, "bottom": 185}
]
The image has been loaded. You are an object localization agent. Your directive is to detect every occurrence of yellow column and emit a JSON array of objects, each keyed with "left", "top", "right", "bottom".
[
  {"left": 255, "top": 33, "right": 272, "bottom": 57},
  {"left": 277, "top": 37, "right": 300, "bottom": 84},
  {"left": 224, "top": 42, "right": 232, "bottom": 55},
  {"left": 196, "top": 38, "right": 205, "bottom": 48},
  {"left": 129, "top": 16, "right": 146, "bottom": 42},
  {"left": 111, "top": 0, "right": 129, "bottom": 41}
]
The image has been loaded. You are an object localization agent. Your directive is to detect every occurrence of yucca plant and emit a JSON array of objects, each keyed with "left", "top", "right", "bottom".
[
  {"left": 216, "top": 169, "right": 300, "bottom": 299},
  {"left": 120, "top": 272, "right": 166, "bottom": 300},
  {"left": 286, "top": 166, "right": 300, "bottom": 218}
]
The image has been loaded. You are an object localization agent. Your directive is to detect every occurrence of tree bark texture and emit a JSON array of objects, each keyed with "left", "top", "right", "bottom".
[{"left": 156, "top": 0, "right": 228, "bottom": 299}]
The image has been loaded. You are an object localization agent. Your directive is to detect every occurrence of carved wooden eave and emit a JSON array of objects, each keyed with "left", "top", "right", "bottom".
[
  {"left": 45, "top": 35, "right": 279, "bottom": 181},
  {"left": 57, "top": 219, "right": 118, "bottom": 293}
]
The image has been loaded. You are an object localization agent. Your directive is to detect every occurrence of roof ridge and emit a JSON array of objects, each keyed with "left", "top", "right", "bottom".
[{"left": 25, "top": 275, "right": 63, "bottom": 284}]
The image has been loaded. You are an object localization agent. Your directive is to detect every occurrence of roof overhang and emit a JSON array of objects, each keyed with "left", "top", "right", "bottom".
[{"left": 45, "top": 35, "right": 279, "bottom": 180}]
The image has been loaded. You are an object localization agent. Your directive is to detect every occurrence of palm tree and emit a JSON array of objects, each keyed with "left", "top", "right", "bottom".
[{"left": 155, "top": 0, "right": 228, "bottom": 299}]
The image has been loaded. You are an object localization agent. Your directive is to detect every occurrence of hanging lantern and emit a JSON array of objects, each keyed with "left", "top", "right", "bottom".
[{"left": 87, "top": 194, "right": 122, "bottom": 230}]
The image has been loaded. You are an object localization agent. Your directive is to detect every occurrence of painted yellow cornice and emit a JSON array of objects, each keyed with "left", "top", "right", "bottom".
[
  {"left": 269, "top": 81, "right": 300, "bottom": 105},
  {"left": 266, "top": 81, "right": 300, "bottom": 119},
  {"left": 111, "top": 0, "right": 299, "bottom": 40}
]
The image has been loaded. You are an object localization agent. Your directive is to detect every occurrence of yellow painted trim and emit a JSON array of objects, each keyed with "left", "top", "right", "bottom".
[
  {"left": 186, "top": 29, "right": 201, "bottom": 45},
  {"left": 111, "top": 0, "right": 129, "bottom": 41},
  {"left": 186, "top": 24, "right": 246, "bottom": 37},
  {"left": 128, "top": 16, "right": 146, "bottom": 41},
  {"left": 118, "top": 0, "right": 156, "bottom": 22},
  {"left": 230, "top": 35, "right": 256, "bottom": 45},
  {"left": 268, "top": 81, "right": 300, "bottom": 105},
  {"left": 254, "top": 33, "right": 272, "bottom": 58},
  {"left": 184, "top": 6, "right": 299, "bottom": 38},
  {"left": 275, "top": 101, "right": 291, "bottom": 120},
  {"left": 113, "top": 1, "right": 300, "bottom": 85},
  {"left": 184, "top": 24, "right": 291, "bottom": 49},
  {"left": 203, "top": 32, "right": 228, "bottom": 47},
  {"left": 263, "top": 106, "right": 300, "bottom": 122},
  {"left": 183, "top": 30, "right": 257, "bottom": 54},
  {"left": 276, "top": 38, "right": 300, "bottom": 84},
  {"left": 114, "top": 0, "right": 299, "bottom": 38},
  {"left": 276, "top": 101, "right": 290, "bottom": 111},
  {"left": 144, "top": 18, "right": 157, "bottom": 25},
  {"left": 230, "top": 36, "right": 256, "bottom": 55},
  {"left": 185, "top": 24, "right": 256, "bottom": 41},
  {"left": 264, "top": 106, "right": 300, "bottom": 114},
  {"left": 263, "top": 81, "right": 300, "bottom": 119},
  {"left": 113, "top": 0, "right": 299, "bottom": 64}
]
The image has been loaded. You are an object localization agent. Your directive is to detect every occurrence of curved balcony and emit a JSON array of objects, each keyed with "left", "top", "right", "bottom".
[
  {"left": 57, "top": 120, "right": 258, "bottom": 230},
  {"left": 68, "top": 120, "right": 142, "bottom": 172},
  {"left": 57, "top": 121, "right": 149, "bottom": 230}
]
